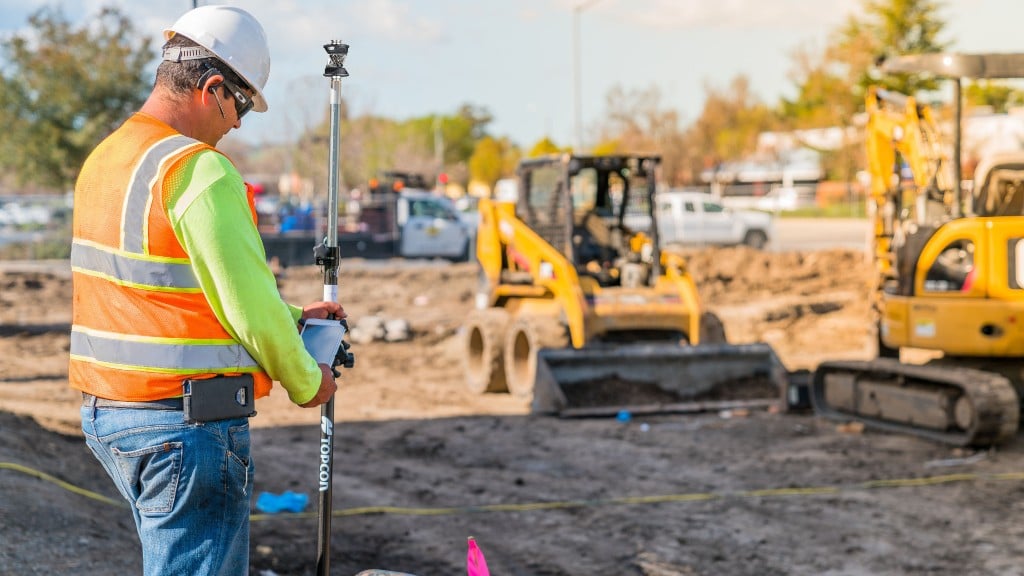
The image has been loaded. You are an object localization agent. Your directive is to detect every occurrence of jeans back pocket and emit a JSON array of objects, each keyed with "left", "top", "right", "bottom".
[{"left": 112, "top": 441, "right": 183, "bottom": 515}]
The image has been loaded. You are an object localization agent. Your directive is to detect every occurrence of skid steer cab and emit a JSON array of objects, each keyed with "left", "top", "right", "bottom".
[{"left": 463, "top": 154, "right": 795, "bottom": 416}]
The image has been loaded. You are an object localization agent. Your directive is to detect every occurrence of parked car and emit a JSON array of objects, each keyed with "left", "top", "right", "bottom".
[{"left": 654, "top": 190, "right": 773, "bottom": 249}]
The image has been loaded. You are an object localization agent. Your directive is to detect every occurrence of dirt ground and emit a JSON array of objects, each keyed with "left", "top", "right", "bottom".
[{"left": 4, "top": 247, "right": 1024, "bottom": 575}]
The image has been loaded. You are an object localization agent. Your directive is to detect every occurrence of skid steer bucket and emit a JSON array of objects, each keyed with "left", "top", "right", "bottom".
[{"left": 532, "top": 343, "right": 795, "bottom": 417}]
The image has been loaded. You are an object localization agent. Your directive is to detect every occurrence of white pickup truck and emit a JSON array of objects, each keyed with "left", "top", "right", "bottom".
[{"left": 653, "top": 190, "right": 773, "bottom": 249}]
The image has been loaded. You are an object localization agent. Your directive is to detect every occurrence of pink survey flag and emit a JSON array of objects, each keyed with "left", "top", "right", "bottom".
[{"left": 467, "top": 537, "right": 490, "bottom": 576}]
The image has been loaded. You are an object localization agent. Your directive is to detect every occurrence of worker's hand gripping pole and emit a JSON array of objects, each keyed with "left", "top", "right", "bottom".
[{"left": 315, "top": 39, "right": 349, "bottom": 576}]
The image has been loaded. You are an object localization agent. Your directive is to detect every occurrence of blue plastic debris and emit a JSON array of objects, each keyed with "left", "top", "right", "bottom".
[{"left": 256, "top": 490, "right": 309, "bottom": 513}]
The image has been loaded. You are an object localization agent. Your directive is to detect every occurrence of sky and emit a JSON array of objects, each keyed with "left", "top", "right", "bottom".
[{"left": 2, "top": 0, "right": 1024, "bottom": 149}]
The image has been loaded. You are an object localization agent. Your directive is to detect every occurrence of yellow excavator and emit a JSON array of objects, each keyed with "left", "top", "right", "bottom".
[
  {"left": 812, "top": 53, "right": 1024, "bottom": 446},
  {"left": 463, "top": 154, "right": 796, "bottom": 416}
]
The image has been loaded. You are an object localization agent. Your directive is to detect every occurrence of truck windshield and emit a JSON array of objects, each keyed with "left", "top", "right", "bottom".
[{"left": 410, "top": 199, "right": 454, "bottom": 219}]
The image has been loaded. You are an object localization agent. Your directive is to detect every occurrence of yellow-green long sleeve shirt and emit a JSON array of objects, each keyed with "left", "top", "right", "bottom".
[{"left": 167, "top": 149, "right": 321, "bottom": 405}]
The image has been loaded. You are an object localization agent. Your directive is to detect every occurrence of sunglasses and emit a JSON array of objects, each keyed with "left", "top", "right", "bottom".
[{"left": 219, "top": 76, "right": 255, "bottom": 120}]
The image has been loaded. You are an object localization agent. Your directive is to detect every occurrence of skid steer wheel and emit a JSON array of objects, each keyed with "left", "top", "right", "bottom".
[
  {"left": 504, "top": 314, "right": 570, "bottom": 399},
  {"left": 463, "top": 308, "right": 510, "bottom": 394}
]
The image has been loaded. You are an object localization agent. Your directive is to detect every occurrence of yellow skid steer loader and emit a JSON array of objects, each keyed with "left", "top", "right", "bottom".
[{"left": 463, "top": 154, "right": 798, "bottom": 416}]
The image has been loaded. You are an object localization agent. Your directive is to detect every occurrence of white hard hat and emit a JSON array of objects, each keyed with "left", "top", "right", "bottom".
[{"left": 163, "top": 5, "right": 271, "bottom": 112}]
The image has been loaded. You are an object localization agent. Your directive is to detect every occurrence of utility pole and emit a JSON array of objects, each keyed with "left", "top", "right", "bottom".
[{"left": 572, "top": 0, "right": 602, "bottom": 151}]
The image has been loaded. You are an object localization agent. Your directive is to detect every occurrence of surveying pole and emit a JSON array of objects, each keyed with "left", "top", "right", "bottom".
[{"left": 314, "top": 39, "right": 349, "bottom": 576}]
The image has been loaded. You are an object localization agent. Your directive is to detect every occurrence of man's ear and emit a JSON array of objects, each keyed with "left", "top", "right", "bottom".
[
  {"left": 196, "top": 68, "right": 224, "bottom": 96},
  {"left": 198, "top": 76, "right": 225, "bottom": 108}
]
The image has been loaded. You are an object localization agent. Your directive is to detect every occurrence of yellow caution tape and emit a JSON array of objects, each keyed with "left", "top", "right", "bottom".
[
  {"left": 3, "top": 461, "right": 1021, "bottom": 522},
  {"left": 0, "top": 461, "right": 127, "bottom": 508}
]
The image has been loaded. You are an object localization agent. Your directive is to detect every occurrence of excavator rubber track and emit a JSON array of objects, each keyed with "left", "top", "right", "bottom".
[{"left": 811, "top": 359, "right": 1020, "bottom": 447}]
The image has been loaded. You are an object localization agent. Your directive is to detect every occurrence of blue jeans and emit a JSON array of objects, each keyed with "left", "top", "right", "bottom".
[{"left": 81, "top": 401, "right": 254, "bottom": 576}]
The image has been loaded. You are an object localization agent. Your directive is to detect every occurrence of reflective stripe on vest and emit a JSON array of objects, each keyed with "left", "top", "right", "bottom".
[
  {"left": 122, "top": 135, "right": 200, "bottom": 254},
  {"left": 70, "top": 327, "right": 260, "bottom": 373},
  {"left": 70, "top": 240, "right": 201, "bottom": 291}
]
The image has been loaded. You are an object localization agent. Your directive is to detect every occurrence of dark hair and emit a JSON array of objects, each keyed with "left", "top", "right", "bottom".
[{"left": 155, "top": 35, "right": 250, "bottom": 96}]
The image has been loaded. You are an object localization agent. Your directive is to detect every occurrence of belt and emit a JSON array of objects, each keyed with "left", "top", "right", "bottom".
[{"left": 82, "top": 392, "right": 184, "bottom": 411}]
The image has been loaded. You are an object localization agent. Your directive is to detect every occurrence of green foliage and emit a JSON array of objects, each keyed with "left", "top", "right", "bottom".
[
  {"left": 590, "top": 139, "right": 620, "bottom": 156},
  {"left": 500, "top": 138, "right": 522, "bottom": 178},
  {"left": 444, "top": 105, "right": 493, "bottom": 164},
  {"left": 295, "top": 104, "right": 494, "bottom": 190},
  {"left": 779, "top": 46, "right": 861, "bottom": 129},
  {"left": 770, "top": 0, "right": 952, "bottom": 183},
  {"left": 687, "top": 76, "right": 776, "bottom": 162},
  {"left": 782, "top": 0, "right": 950, "bottom": 131},
  {"left": 468, "top": 136, "right": 504, "bottom": 187},
  {"left": 0, "top": 7, "right": 151, "bottom": 191},
  {"left": 859, "top": 0, "right": 950, "bottom": 96},
  {"left": 868, "top": 0, "right": 949, "bottom": 56},
  {"left": 781, "top": 201, "right": 867, "bottom": 219},
  {"left": 964, "top": 81, "right": 1024, "bottom": 113},
  {"left": 527, "top": 137, "right": 562, "bottom": 158},
  {"left": 598, "top": 85, "right": 690, "bottom": 185}
]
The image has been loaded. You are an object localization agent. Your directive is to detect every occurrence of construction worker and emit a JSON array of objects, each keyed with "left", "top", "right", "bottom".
[{"left": 70, "top": 6, "right": 340, "bottom": 575}]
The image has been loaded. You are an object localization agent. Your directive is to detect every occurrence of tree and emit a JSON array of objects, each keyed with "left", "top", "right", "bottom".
[
  {"left": 683, "top": 75, "right": 777, "bottom": 182},
  {"left": 445, "top": 104, "right": 494, "bottom": 165},
  {"left": 783, "top": 0, "right": 951, "bottom": 129},
  {"left": 294, "top": 103, "right": 496, "bottom": 193},
  {"left": 964, "top": 81, "right": 1024, "bottom": 114},
  {"left": 852, "top": 0, "right": 951, "bottom": 96},
  {"left": 0, "top": 7, "right": 151, "bottom": 191},
  {"left": 780, "top": 41, "right": 863, "bottom": 130},
  {"left": 777, "top": 0, "right": 951, "bottom": 181},
  {"left": 468, "top": 136, "right": 504, "bottom": 189},
  {"left": 527, "top": 137, "right": 563, "bottom": 158},
  {"left": 597, "top": 85, "right": 689, "bottom": 185}
]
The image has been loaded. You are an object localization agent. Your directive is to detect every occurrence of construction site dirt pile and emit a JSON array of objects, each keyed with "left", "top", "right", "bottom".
[{"left": 4, "top": 247, "right": 1024, "bottom": 575}]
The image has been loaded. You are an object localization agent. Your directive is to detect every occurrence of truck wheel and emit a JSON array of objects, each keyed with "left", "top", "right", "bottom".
[
  {"left": 463, "top": 308, "right": 510, "bottom": 394},
  {"left": 504, "top": 314, "right": 569, "bottom": 399},
  {"left": 743, "top": 230, "right": 768, "bottom": 250}
]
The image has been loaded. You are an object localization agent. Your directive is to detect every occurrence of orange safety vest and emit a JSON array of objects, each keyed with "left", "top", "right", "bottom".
[{"left": 70, "top": 114, "right": 272, "bottom": 401}]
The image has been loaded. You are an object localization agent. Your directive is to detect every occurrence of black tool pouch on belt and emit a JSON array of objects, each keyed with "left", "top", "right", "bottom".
[{"left": 182, "top": 375, "right": 257, "bottom": 423}]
